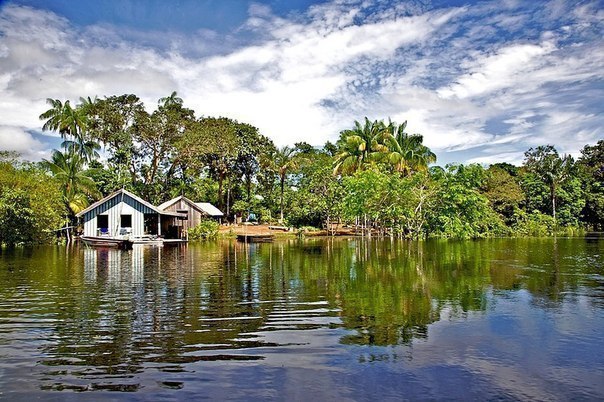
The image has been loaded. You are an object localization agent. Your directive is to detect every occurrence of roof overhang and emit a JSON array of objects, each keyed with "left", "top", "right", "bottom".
[{"left": 160, "top": 211, "right": 187, "bottom": 218}]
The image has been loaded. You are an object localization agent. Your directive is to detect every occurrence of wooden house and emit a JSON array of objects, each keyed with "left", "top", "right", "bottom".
[
  {"left": 76, "top": 189, "right": 186, "bottom": 239},
  {"left": 157, "top": 196, "right": 224, "bottom": 231}
]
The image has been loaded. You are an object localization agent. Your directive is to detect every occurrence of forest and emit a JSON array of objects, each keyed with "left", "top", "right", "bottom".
[{"left": 0, "top": 92, "right": 602, "bottom": 245}]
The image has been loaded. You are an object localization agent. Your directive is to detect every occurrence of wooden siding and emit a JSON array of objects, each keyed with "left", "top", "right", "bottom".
[
  {"left": 162, "top": 199, "right": 207, "bottom": 229},
  {"left": 82, "top": 193, "right": 157, "bottom": 237}
]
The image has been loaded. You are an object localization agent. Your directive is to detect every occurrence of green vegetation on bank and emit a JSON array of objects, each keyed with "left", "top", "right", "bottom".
[{"left": 0, "top": 92, "right": 602, "bottom": 245}]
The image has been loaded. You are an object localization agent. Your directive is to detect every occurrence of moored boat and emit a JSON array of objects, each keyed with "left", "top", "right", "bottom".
[
  {"left": 80, "top": 236, "right": 133, "bottom": 249},
  {"left": 130, "top": 236, "right": 188, "bottom": 245}
]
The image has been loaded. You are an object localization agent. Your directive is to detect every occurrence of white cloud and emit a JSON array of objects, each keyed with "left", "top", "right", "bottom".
[
  {"left": 0, "top": 126, "right": 51, "bottom": 160},
  {"left": 0, "top": 0, "right": 602, "bottom": 164},
  {"left": 467, "top": 152, "right": 525, "bottom": 165},
  {"left": 437, "top": 42, "right": 555, "bottom": 100}
]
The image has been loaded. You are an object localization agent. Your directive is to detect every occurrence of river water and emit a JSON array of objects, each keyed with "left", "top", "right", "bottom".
[{"left": 0, "top": 237, "right": 602, "bottom": 400}]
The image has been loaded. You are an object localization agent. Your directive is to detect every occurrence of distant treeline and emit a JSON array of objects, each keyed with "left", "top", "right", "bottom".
[{"left": 0, "top": 92, "right": 602, "bottom": 245}]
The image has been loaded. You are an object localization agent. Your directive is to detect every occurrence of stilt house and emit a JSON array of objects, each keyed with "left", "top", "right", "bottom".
[{"left": 76, "top": 189, "right": 186, "bottom": 238}]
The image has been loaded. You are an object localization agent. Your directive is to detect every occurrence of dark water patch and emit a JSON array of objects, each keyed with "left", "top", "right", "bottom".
[{"left": 158, "top": 380, "right": 184, "bottom": 389}]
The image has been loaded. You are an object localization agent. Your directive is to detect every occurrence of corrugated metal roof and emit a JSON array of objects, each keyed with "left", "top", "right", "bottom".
[
  {"left": 157, "top": 196, "right": 181, "bottom": 211},
  {"left": 158, "top": 195, "right": 223, "bottom": 217},
  {"left": 76, "top": 189, "right": 186, "bottom": 218},
  {"left": 76, "top": 189, "right": 159, "bottom": 217},
  {"left": 195, "top": 202, "right": 224, "bottom": 217}
]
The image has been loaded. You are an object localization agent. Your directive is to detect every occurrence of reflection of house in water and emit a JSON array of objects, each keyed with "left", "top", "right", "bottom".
[
  {"left": 83, "top": 247, "right": 123, "bottom": 283},
  {"left": 83, "top": 246, "right": 170, "bottom": 285}
]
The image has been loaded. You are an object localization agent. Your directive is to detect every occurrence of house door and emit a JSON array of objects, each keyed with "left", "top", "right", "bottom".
[{"left": 144, "top": 214, "right": 158, "bottom": 235}]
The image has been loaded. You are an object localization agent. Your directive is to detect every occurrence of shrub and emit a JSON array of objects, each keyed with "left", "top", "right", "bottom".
[
  {"left": 512, "top": 211, "right": 555, "bottom": 236},
  {"left": 188, "top": 219, "right": 219, "bottom": 240}
]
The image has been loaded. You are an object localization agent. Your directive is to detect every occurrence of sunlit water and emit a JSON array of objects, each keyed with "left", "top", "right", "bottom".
[{"left": 0, "top": 237, "right": 602, "bottom": 400}]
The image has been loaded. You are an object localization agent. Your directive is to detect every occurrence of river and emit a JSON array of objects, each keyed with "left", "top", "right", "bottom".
[{"left": 0, "top": 237, "right": 602, "bottom": 400}]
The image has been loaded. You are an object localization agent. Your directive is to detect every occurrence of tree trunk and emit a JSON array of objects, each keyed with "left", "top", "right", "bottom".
[
  {"left": 226, "top": 176, "right": 231, "bottom": 219},
  {"left": 246, "top": 172, "right": 252, "bottom": 203},
  {"left": 218, "top": 172, "right": 224, "bottom": 212},
  {"left": 279, "top": 175, "right": 285, "bottom": 223},
  {"left": 551, "top": 183, "right": 557, "bottom": 225}
]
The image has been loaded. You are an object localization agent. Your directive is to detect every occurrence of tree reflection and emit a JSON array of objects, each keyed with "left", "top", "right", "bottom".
[{"left": 0, "top": 236, "right": 599, "bottom": 384}]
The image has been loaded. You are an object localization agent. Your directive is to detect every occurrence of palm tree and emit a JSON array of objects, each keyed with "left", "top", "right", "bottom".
[
  {"left": 274, "top": 146, "right": 298, "bottom": 223},
  {"left": 39, "top": 98, "right": 98, "bottom": 163},
  {"left": 333, "top": 117, "right": 387, "bottom": 175},
  {"left": 39, "top": 98, "right": 87, "bottom": 142},
  {"left": 158, "top": 91, "right": 183, "bottom": 108},
  {"left": 60, "top": 139, "right": 101, "bottom": 162},
  {"left": 382, "top": 120, "right": 436, "bottom": 175},
  {"left": 524, "top": 145, "right": 573, "bottom": 224},
  {"left": 42, "top": 150, "right": 100, "bottom": 216}
]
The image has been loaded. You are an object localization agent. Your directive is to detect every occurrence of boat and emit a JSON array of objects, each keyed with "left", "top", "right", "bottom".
[
  {"left": 130, "top": 236, "right": 188, "bottom": 246},
  {"left": 236, "top": 234, "right": 274, "bottom": 243},
  {"left": 80, "top": 236, "right": 133, "bottom": 249}
]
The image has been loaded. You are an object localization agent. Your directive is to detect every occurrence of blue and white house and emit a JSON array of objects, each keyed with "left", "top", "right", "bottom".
[{"left": 76, "top": 189, "right": 186, "bottom": 239}]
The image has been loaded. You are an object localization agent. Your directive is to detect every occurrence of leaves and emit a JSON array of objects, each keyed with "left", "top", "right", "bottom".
[
  {"left": 0, "top": 159, "right": 65, "bottom": 245},
  {"left": 41, "top": 150, "right": 100, "bottom": 215}
]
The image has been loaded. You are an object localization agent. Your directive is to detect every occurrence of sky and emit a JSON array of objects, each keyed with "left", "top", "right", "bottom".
[{"left": 0, "top": 0, "right": 602, "bottom": 164}]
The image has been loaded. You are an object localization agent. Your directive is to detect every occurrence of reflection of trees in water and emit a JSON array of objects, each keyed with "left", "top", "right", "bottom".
[
  {"left": 310, "top": 239, "right": 493, "bottom": 346},
  {"left": 4, "top": 237, "right": 597, "bottom": 376}
]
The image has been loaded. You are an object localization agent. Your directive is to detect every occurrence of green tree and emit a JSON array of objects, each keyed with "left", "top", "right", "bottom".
[
  {"left": 288, "top": 153, "right": 344, "bottom": 229},
  {"left": 86, "top": 94, "right": 145, "bottom": 183},
  {"left": 235, "top": 123, "right": 275, "bottom": 204},
  {"left": 179, "top": 117, "right": 239, "bottom": 214},
  {"left": 381, "top": 120, "right": 436, "bottom": 175},
  {"left": 272, "top": 146, "right": 299, "bottom": 223},
  {"left": 158, "top": 91, "right": 183, "bottom": 108},
  {"left": 41, "top": 150, "right": 100, "bottom": 216},
  {"left": 333, "top": 117, "right": 387, "bottom": 175},
  {"left": 39, "top": 98, "right": 86, "bottom": 141},
  {"left": 136, "top": 92, "right": 195, "bottom": 202},
  {"left": 39, "top": 98, "right": 99, "bottom": 163},
  {"left": 341, "top": 168, "right": 392, "bottom": 234},
  {"left": 428, "top": 164, "right": 506, "bottom": 238},
  {"left": 577, "top": 140, "right": 604, "bottom": 229},
  {"left": 482, "top": 165, "right": 525, "bottom": 225},
  {"left": 524, "top": 145, "right": 573, "bottom": 224},
  {"left": 0, "top": 154, "right": 65, "bottom": 245}
]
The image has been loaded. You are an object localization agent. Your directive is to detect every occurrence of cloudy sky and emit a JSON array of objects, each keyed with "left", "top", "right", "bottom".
[{"left": 0, "top": 0, "right": 602, "bottom": 164}]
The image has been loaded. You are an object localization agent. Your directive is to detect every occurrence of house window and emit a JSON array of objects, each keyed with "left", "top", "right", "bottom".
[
  {"left": 177, "top": 209, "right": 188, "bottom": 220},
  {"left": 120, "top": 214, "right": 132, "bottom": 228},
  {"left": 97, "top": 215, "right": 109, "bottom": 235}
]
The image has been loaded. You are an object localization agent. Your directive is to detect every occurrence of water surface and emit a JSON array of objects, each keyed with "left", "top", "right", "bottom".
[{"left": 0, "top": 238, "right": 602, "bottom": 400}]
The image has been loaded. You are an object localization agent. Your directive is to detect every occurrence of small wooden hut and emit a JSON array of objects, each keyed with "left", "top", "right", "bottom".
[{"left": 157, "top": 196, "right": 224, "bottom": 231}]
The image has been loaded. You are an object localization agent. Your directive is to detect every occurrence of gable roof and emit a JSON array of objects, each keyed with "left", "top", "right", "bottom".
[
  {"left": 76, "top": 189, "right": 184, "bottom": 218},
  {"left": 157, "top": 195, "right": 224, "bottom": 217},
  {"left": 195, "top": 202, "right": 224, "bottom": 217},
  {"left": 157, "top": 195, "right": 193, "bottom": 211}
]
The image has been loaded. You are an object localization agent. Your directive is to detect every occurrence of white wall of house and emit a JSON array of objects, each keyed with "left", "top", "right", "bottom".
[{"left": 83, "top": 201, "right": 146, "bottom": 237}]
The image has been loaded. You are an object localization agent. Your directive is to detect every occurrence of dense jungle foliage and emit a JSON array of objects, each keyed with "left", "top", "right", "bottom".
[{"left": 0, "top": 92, "right": 602, "bottom": 245}]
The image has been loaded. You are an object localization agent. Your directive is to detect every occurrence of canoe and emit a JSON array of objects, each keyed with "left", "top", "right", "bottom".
[{"left": 80, "top": 236, "right": 133, "bottom": 249}]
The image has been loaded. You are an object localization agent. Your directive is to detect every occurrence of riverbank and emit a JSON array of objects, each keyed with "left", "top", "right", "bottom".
[
  {"left": 218, "top": 223, "right": 357, "bottom": 238},
  {"left": 217, "top": 223, "right": 592, "bottom": 239}
]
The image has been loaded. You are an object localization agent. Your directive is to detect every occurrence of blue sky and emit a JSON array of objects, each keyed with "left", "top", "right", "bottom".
[{"left": 0, "top": 0, "right": 602, "bottom": 164}]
